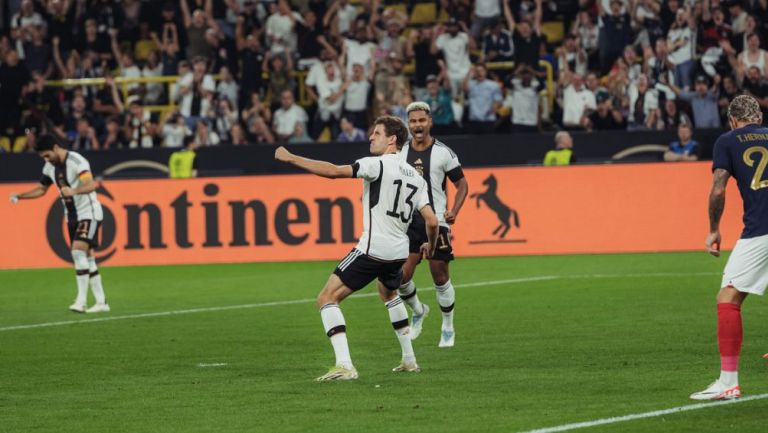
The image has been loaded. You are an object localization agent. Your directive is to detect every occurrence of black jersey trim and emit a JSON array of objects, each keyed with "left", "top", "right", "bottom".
[
  {"left": 352, "top": 162, "right": 360, "bottom": 178},
  {"left": 446, "top": 166, "right": 464, "bottom": 182}
]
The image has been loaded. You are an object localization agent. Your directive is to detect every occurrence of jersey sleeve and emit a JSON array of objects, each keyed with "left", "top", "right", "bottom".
[
  {"left": 711, "top": 136, "right": 732, "bottom": 174},
  {"left": 442, "top": 148, "right": 464, "bottom": 181},
  {"left": 352, "top": 156, "right": 381, "bottom": 181},
  {"left": 415, "top": 178, "right": 431, "bottom": 211},
  {"left": 74, "top": 156, "right": 92, "bottom": 177}
]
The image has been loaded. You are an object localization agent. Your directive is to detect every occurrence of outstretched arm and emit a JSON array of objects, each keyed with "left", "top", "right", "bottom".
[
  {"left": 9, "top": 182, "right": 50, "bottom": 202},
  {"left": 274, "top": 146, "right": 353, "bottom": 178},
  {"left": 706, "top": 168, "right": 730, "bottom": 257}
]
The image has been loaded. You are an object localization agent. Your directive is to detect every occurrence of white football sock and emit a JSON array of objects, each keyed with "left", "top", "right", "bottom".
[
  {"left": 88, "top": 257, "right": 106, "bottom": 305},
  {"left": 320, "top": 303, "right": 353, "bottom": 369},
  {"left": 436, "top": 280, "right": 455, "bottom": 331},
  {"left": 719, "top": 370, "right": 739, "bottom": 387},
  {"left": 71, "top": 250, "right": 90, "bottom": 305},
  {"left": 386, "top": 297, "right": 415, "bottom": 363},
  {"left": 398, "top": 280, "right": 424, "bottom": 315}
]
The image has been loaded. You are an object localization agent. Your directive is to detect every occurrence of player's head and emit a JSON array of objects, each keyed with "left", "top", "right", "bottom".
[
  {"left": 727, "top": 94, "right": 763, "bottom": 130},
  {"left": 406, "top": 101, "right": 432, "bottom": 144},
  {"left": 36, "top": 134, "right": 64, "bottom": 164},
  {"left": 369, "top": 116, "right": 409, "bottom": 154},
  {"left": 554, "top": 131, "right": 573, "bottom": 150}
]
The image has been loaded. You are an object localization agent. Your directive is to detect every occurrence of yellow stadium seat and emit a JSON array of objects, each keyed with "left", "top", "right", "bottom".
[
  {"left": 436, "top": 7, "right": 449, "bottom": 23},
  {"left": 410, "top": 3, "right": 437, "bottom": 25},
  {"left": 13, "top": 136, "right": 27, "bottom": 153},
  {"left": 541, "top": 21, "right": 565, "bottom": 44},
  {"left": 0, "top": 137, "right": 10, "bottom": 152}
]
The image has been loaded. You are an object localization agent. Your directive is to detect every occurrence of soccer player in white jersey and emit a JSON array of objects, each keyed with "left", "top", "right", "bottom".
[
  {"left": 274, "top": 116, "right": 439, "bottom": 381},
  {"left": 397, "top": 102, "right": 468, "bottom": 347},
  {"left": 9, "top": 134, "right": 110, "bottom": 313},
  {"left": 691, "top": 95, "right": 768, "bottom": 400}
]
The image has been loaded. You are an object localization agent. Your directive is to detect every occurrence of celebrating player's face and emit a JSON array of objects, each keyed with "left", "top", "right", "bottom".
[
  {"left": 408, "top": 110, "right": 432, "bottom": 143},
  {"left": 38, "top": 150, "right": 59, "bottom": 165},
  {"left": 368, "top": 124, "right": 393, "bottom": 155}
]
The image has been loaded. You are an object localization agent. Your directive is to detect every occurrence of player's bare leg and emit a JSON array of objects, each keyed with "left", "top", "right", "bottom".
[
  {"left": 69, "top": 240, "right": 91, "bottom": 313},
  {"left": 316, "top": 274, "right": 357, "bottom": 381},
  {"left": 690, "top": 286, "right": 747, "bottom": 400},
  {"left": 430, "top": 260, "right": 455, "bottom": 348},
  {"left": 379, "top": 283, "right": 419, "bottom": 372},
  {"left": 398, "top": 253, "right": 429, "bottom": 339},
  {"left": 85, "top": 248, "right": 109, "bottom": 313}
]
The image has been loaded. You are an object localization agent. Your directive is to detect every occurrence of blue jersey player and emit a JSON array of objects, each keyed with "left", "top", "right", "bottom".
[{"left": 691, "top": 95, "right": 768, "bottom": 400}]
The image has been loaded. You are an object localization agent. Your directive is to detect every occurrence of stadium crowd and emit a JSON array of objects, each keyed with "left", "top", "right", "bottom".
[{"left": 1, "top": 0, "right": 768, "bottom": 151}]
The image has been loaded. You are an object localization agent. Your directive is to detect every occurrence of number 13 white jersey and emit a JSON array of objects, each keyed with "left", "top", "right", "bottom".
[{"left": 353, "top": 153, "right": 430, "bottom": 261}]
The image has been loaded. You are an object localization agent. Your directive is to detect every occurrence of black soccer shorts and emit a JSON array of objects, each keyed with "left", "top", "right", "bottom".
[
  {"left": 407, "top": 214, "right": 454, "bottom": 262},
  {"left": 67, "top": 219, "right": 101, "bottom": 248},
  {"left": 333, "top": 249, "right": 406, "bottom": 291}
]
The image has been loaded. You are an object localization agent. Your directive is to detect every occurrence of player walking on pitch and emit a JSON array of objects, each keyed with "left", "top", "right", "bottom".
[
  {"left": 275, "top": 116, "right": 439, "bottom": 381},
  {"left": 691, "top": 95, "right": 768, "bottom": 400},
  {"left": 397, "top": 102, "right": 468, "bottom": 347},
  {"left": 9, "top": 134, "right": 110, "bottom": 313}
]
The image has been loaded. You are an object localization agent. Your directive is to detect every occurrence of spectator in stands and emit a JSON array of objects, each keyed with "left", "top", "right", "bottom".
[
  {"left": 296, "top": 9, "right": 324, "bottom": 67},
  {"left": 341, "top": 21, "right": 376, "bottom": 78},
  {"left": 667, "top": 6, "right": 696, "bottom": 90},
  {"left": 142, "top": 51, "right": 164, "bottom": 105},
  {"left": 482, "top": 20, "right": 514, "bottom": 64},
  {"left": 264, "top": 52, "right": 296, "bottom": 110},
  {"left": 644, "top": 38, "right": 673, "bottom": 86},
  {"left": 597, "top": 0, "right": 632, "bottom": 75},
  {"left": 265, "top": 0, "right": 300, "bottom": 55},
  {"left": 698, "top": 2, "right": 733, "bottom": 78},
  {"left": 336, "top": 117, "right": 366, "bottom": 142},
  {"left": 737, "top": 33, "right": 768, "bottom": 78},
  {"left": 229, "top": 123, "right": 248, "bottom": 146},
  {"left": 630, "top": 0, "right": 663, "bottom": 49},
  {"left": 504, "top": 0, "right": 543, "bottom": 72},
  {"left": 101, "top": 116, "right": 128, "bottom": 150},
  {"left": 307, "top": 60, "right": 346, "bottom": 139},
  {"left": 738, "top": 66, "right": 768, "bottom": 120},
  {"left": 235, "top": 29, "right": 266, "bottom": 106},
  {"left": 288, "top": 122, "right": 313, "bottom": 143},
  {"left": 729, "top": 0, "right": 749, "bottom": 35},
  {"left": 193, "top": 118, "right": 221, "bottom": 146},
  {"left": 205, "top": 26, "right": 237, "bottom": 74},
  {"left": 153, "top": 22, "right": 181, "bottom": 76},
  {"left": 659, "top": 98, "right": 692, "bottom": 130},
  {"left": 503, "top": 66, "right": 542, "bottom": 132},
  {"left": 63, "top": 94, "right": 92, "bottom": 138},
  {"left": 560, "top": 72, "right": 596, "bottom": 129},
  {"left": 582, "top": 90, "right": 625, "bottom": 131},
  {"left": 407, "top": 26, "right": 444, "bottom": 102},
  {"left": 423, "top": 74, "right": 456, "bottom": 134},
  {"left": 272, "top": 90, "right": 308, "bottom": 142},
  {"left": 216, "top": 65, "right": 239, "bottom": 111},
  {"left": 572, "top": 10, "right": 599, "bottom": 69},
  {"left": 21, "top": 25, "right": 52, "bottom": 77},
  {"left": 324, "top": 0, "right": 358, "bottom": 37},
  {"left": 732, "top": 14, "right": 765, "bottom": 53},
  {"left": 557, "top": 34, "right": 588, "bottom": 76},
  {"left": 124, "top": 98, "right": 154, "bottom": 148},
  {"left": 10, "top": 0, "right": 44, "bottom": 37},
  {"left": 371, "top": 10, "right": 408, "bottom": 84},
  {"left": 664, "top": 123, "right": 700, "bottom": 161},
  {"left": 342, "top": 62, "right": 373, "bottom": 130},
  {"left": 668, "top": 73, "right": 722, "bottom": 128},
  {"left": 718, "top": 75, "right": 740, "bottom": 124},
  {"left": 464, "top": 64, "right": 503, "bottom": 133},
  {"left": 76, "top": 19, "right": 111, "bottom": 63},
  {"left": 163, "top": 112, "right": 192, "bottom": 148},
  {"left": 433, "top": 18, "right": 474, "bottom": 98},
  {"left": 472, "top": 0, "right": 503, "bottom": 42},
  {"left": 177, "top": 57, "right": 216, "bottom": 129},
  {"left": 110, "top": 29, "right": 141, "bottom": 94},
  {"left": 72, "top": 118, "right": 100, "bottom": 151},
  {"left": 210, "top": 98, "right": 239, "bottom": 144},
  {"left": 627, "top": 74, "right": 660, "bottom": 130},
  {"left": 242, "top": 91, "right": 274, "bottom": 144},
  {"left": 23, "top": 71, "right": 63, "bottom": 128},
  {"left": 181, "top": 3, "right": 219, "bottom": 61},
  {"left": 543, "top": 131, "right": 575, "bottom": 166},
  {"left": 375, "top": 55, "right": 409, "bottom": 117}
]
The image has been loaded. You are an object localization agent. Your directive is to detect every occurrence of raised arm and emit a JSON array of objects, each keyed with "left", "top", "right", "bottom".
[
  {"left": 274, "top": 146, "right": 353, "bottom": 178},
  {"left": 503, "top": 0, "right": 516, "bottom": 32},
  {"left": 180, "top": 0, "right": 192, "bottom": 28},
  {"left": 706, "top": 168, "right": 731, "bottom": 256},
  {"left": 109, "top": 29, "right": 124, "bottom": 69}
]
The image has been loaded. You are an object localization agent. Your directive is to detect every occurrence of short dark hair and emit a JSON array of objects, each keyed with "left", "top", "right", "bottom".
[
  {"left": 373, "top": 116, "right": 409, "bottom": 150},
  {"left": 36, "top": 134, "right": 61, "bottom": 151}
]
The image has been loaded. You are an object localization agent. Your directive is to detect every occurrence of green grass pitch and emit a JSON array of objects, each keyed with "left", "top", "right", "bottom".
[{"left": 1, "top": 252, "right": 767, "bottom": 433}]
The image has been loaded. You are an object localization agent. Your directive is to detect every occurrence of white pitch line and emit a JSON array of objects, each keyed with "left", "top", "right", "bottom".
[
  {"left": 0, "top": 272, "right": 719, "bottom": 333},
  {"left": 518, "top": 393, "right": 768, "bottom": 433},
  {"left": 197, "top": 363, "right": 227, "bottom": 368}
]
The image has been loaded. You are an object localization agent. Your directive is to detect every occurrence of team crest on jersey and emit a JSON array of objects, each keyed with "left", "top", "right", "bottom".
[{"left": 413, "top": 158, "right": 424, "bottom": 176}]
